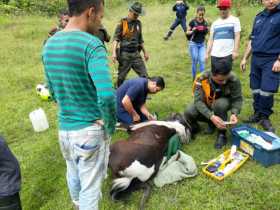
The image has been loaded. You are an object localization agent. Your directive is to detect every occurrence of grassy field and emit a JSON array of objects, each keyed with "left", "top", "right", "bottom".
[{"left": 1, "top": 3, "right": 280, "bottom": 210}]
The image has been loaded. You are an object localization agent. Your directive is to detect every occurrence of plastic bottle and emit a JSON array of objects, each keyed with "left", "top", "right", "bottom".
[{"left": 29, "top": 108, "right": 49, "bottom": 132}]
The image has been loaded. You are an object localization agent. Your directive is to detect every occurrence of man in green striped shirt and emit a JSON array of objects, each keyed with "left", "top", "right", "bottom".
[{"left": 42, "top": 0, "right": 116, "bottom": 209}]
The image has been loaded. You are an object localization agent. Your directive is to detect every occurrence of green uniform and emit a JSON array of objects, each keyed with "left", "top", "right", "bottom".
[
  {"left": 184, "top": 71, "right": 243, "bottom": 130},
  {"left": 113, "top": 18, "right": 148, "bottom": 87}
]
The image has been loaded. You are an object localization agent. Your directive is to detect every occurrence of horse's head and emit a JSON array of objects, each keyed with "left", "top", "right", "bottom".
[{"left": 165, "top": 113, "right": 192, "bottom": 144}]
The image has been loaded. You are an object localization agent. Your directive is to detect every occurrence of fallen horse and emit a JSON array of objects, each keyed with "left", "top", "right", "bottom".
[{"left": 109, "top": 113, "right": 192, "bottom": 209}]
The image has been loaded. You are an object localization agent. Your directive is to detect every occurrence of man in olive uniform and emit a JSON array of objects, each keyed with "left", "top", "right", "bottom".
[
  {"left": 112, "top": 2, "right": 149, "bottom": 87},
  {"left": 184, "top": 58, "right": 243, "bottom": 149}
]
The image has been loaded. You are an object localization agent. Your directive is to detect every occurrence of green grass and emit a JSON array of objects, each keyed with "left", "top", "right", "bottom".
[{"left": 1, "top": 3, "right": 280, "bottom": 210}]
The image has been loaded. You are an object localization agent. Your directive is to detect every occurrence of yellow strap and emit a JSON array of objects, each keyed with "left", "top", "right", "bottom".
[{"left": 122, "top": 19, "right": 134, "bottom": 38}]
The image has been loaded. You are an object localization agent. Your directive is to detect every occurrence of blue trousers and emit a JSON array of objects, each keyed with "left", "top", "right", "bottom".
[
  {"left": 250, "top": 54, "right": 280, "bottom": 117},
  {"left": 189, "top": 41, "right": 205, "bottom": 79},
  {"left": 170, "top": 17, "right": 187, "bottom": 32},
  {"left": 117, "top": 109, "right": 148, "bottom": 126}
]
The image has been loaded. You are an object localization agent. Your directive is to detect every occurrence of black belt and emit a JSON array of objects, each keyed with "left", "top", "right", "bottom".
[{"left": 121, "top": 48, "right": 138, "bottom": 53}]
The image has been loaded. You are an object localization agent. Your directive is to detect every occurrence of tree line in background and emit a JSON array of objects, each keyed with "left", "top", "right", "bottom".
[{"left": 0, "top": 0, "right": 260, "bottom": 15}]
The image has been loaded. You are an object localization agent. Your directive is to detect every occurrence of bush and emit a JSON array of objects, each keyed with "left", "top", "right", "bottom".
[{"left": 0, "top": 0, "right": 261, "bottom": 15}]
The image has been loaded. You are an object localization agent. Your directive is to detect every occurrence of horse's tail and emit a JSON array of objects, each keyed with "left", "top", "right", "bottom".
[{"left": 110, "top": 177, "right": 133, "bottom": 200}]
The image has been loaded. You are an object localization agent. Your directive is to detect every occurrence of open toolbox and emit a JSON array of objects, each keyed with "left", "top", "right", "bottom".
[
  {"left": 231, "top": 125, "right": 280, "bottom": 167},
  {"left": 202, "top": 149, "right": 249, "bottom": 181}
]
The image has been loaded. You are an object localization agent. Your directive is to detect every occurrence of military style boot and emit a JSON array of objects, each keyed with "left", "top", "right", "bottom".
[
  {"left": 259, "top": 114, "right": 275, "bottom": 133},
  {"left": 163, "top": 30, "right": 173, "bottom": 41},
  {"left": 215, "top": 131, "right": 227, "bottom": 149},
  {"left": 244, "top": 112, "right": 261, "bottom": 123}
]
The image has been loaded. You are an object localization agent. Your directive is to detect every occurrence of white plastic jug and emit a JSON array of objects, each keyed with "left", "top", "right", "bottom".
[{"left": 29, "top": 108, "right": 49, "bottom": 132}]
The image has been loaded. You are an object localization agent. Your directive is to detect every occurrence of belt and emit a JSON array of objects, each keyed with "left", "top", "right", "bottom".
[{"left": 121, "top": 48, "right": 138, "bottom": 53}]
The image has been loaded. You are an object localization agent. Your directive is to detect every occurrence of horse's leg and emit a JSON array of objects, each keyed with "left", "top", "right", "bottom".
[{"left": 139, "top": 181, "right": 153, "bottom": 210}]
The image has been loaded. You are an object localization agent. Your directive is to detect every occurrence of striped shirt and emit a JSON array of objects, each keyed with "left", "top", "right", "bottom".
[{"left": 42, "top": 30, "right": 116, "bottom": 133}]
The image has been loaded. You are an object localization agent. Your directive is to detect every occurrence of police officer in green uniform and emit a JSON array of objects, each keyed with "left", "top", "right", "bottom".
[
  {"left": 112, "top": 2, "right": 149, "bottom": 87},
  {"left": 184, "top": 58, "right": 243, "bottom": 149}
]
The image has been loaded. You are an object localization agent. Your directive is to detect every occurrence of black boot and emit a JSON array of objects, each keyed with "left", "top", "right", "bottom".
[
  {"left": 244, "top": 112, "right": 261, "bottom": 123},
  {"left": 205, "top": 122, "right": 216, "bottom": 135},
  {"left": 215, "top": 131, "right": 227, "bottom": 149},
  {"left": 163, "top": 30, "right": 173, "bottom": 41},
  {"left": 259, "top": 115, "right": 275, "bottom": 133}
]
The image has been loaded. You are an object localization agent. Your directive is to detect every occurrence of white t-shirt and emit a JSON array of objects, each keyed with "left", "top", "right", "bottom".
[{"left": 210, "top": 15, "right": 241, "bottom": 57}]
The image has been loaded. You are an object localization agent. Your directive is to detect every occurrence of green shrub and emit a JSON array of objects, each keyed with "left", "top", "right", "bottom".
[{"left": 0, "top": 0, "right": 261, "bottom": 15}]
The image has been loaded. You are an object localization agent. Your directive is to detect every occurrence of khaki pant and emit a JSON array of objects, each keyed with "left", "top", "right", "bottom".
[
  {"left": 117, "top": 51, "right": 148, "bottom": 87},
  {"left": 184, "top": 98, "right": 230, "bottom": 132}
]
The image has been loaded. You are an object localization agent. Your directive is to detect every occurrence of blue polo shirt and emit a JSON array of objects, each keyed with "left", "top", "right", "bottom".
[
  {"left": 117, "top": 78, "right": 148, "bottom": 112},
  {"left": 251, "top": 4, "right": 280, "bottom": 56},
  {"left": 173, "top": 3, "right": 189, "bottom": 19}
]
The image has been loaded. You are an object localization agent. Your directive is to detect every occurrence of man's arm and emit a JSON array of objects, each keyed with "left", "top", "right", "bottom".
[
  {"left": 193, "top": 84, "right": 213, "bottom": 119},
  {"left": 193, "top": 84, "right": 226, "bottom": 129},
  {"left": 122, "top": 95, "right": 140, "bottom": 122},
  {"left": 140, "top": 104, "right": 155, "bottom": 120},
  {"left": 122, "top": 95, "right": 137, "bottom": 116},
  {"left": 88, "top": 45, "right": 116, "bottom": 135},
  {"left": 112, "top": 40, "right": 119, "bottom": 63},
  {"left": 112, "top": 21, "right": 122, "bottom": 63},
  {"left": 42, "top": 57, "right": 57, "bottom": 102},
  {"left": 139, "top": 22, "right": 149, "bottom": 61},
  {"left": 233, "top": 31, "right": 240, "bottom": 60},
  {"left": 230, "top": 78, "right": 243, "bottom": 116},
  {"left": 205, "top": 29, "right": 213, "bottom": 62},
  {"left": 240, "top": 40, "right": 252, "bottom": 72}
]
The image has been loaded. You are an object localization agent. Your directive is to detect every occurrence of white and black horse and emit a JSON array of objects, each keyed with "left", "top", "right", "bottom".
[{"left": 108, "top": 113, "right": 191, "bottom": 207}]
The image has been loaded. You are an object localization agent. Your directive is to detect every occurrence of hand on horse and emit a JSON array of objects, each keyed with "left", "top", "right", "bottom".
[
  {"left": 210, "top": 115, "right": 226, "bottom": 130},
  {"left": 132, "top": 113, "right": 141, "bottom": 123},
  {"left": 147, "top": 113, "right": 156, "bottom": 121}
]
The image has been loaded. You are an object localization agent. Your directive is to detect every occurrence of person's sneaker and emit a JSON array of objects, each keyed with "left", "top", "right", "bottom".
[
  {"left": 115, "top": 122, "right": 129, "bottom": 131},
  {"left": 205, "top": 122, "right": 216, "bottom": 135},
  {"left": 259, "top": 119, "right": 275, "bottom": 133},
  {"left": 163, "top": 36, "right": 169, "bottom": 41},
  {"left": 244, "top": 112, "right": 261, "bottom": 123},
  {"left": 214, "top": 132, "right": 227, "bottom": 149}
]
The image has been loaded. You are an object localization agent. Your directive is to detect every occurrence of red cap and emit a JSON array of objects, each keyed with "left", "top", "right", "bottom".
[{"left": 217, "top": 0, "right": 232, "bottom": 8}]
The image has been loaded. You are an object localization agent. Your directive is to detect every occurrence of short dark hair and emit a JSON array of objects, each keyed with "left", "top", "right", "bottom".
[
  {"left": 67, "top": 0, "right": 104, "bottom": 17},
  {"left": 211, "top": 57, "right": 232, "bottom": 76},
  {"left": 197, "top": 5, "right": 206, "bottom": 13},
  {"left": 149, "top": 76, "right": 165, "bottom": 89},
  {"left": 59, "top": 9, "right": 69, "bottom": 17}
]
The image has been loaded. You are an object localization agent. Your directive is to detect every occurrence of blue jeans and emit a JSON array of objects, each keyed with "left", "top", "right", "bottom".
[
  {"left": 59, "top": 124, "right": 110, "bottom": 210},
  {"left": 170, "top": 18, "right": 187, "bottom": 32},
  {"left": 189, "top": 41, "right": 206, "bottom": 79},
  {"left": 117, "top": 109, "right": 148, "bottom": 126}
]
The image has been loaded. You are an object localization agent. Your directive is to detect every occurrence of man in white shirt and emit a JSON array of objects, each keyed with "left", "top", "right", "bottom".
[{"left": 206, "top": 0, "right": 241, "bottom": 68}]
